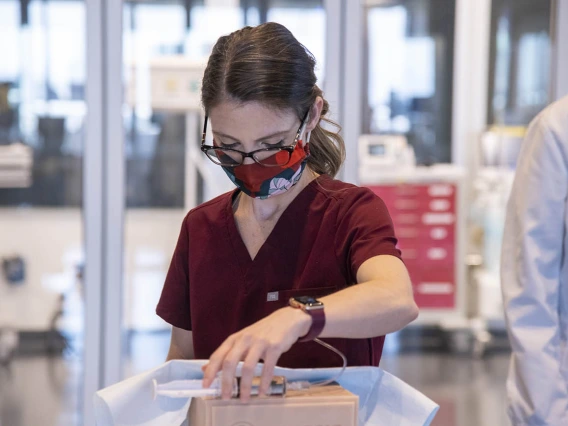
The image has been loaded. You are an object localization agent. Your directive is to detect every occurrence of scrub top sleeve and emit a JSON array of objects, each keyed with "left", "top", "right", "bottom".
[
  {"left": 335, "top": 188, "right": 401, "bottom": 282},
  {"left": 501, "top": 114, "right": 568, "bottom": 425},
  {"left": 156, "top": 215, "right": 192, "bottom": 331}
]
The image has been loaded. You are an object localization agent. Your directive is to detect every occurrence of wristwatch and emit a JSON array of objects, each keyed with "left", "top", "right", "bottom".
[{"left": 289, "top": 296, "right": 326, "bottom": 342}]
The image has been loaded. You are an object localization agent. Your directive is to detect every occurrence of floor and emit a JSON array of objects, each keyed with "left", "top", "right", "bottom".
[
  {"left": 380, "top": 353, "right": 509, "bottom": 426},
  {"left": 0, "top": 333, "right": 510, "bottom": 426}
]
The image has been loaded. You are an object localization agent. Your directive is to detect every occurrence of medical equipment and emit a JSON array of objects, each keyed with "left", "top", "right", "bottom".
[
  {"left": 151, "top": 340, "right": 352, "bottom": 426},
  {"left": 153, "top": 376, "right": 288, "bottom": 399},
  {"left": 129, "top": 56, "right": 229, "bottom": 209},
  {"left": 0, "top": 143, "right": 33, "bottom": 188},
  {"left": 0, "top": 328, "right": 18, "bottom": 365},
  {"left": 2, "top": 255, "right": 25, "bottom": 284},
  {"left": 359, "top": 159, "right": 473, "bottom": 352},
  {"left": 94, "top": 360, "right": 439, "bottom": 426},
  {"left": 358, "top": 134, "right": 415, "bottom": 176},
  {"left": 153, "top": 337, "right": 348, "bottom": 400},
  {"left": 480, "top": 126, "right": 525, "bottom": 169},
  {"left": 360, "top": 165, "right": 467, "bottom": 323},
  {"left": 188, "top": 383, "right": 359, "bottom": 426}
]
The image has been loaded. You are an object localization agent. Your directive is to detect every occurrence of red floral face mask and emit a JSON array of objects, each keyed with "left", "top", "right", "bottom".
[{"left": 221, "top": 141, "right": 310, "bottom": 199}]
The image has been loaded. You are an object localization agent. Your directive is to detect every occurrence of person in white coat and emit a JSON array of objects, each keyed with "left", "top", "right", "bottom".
[{"left": 501, "top": 94, "right": 568, "bottom": 425}]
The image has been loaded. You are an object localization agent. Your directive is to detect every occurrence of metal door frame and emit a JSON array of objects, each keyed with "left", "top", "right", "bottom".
[
  {"left": 84, "top": 0, "right": 124, "bottom": 424},
  {"left": 552, "top": 0, "right": 568, "bottom": 100}
]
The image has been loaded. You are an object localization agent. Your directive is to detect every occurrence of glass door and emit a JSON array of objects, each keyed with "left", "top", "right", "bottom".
[
  {"left": 364, "top": 0, "right": 456, "bottom": 165},
  {"left": 0, "top": 1, "right": 86, "bottom": 425},
  {"left": 487, "top": 0, "right": 553, "bottom": 126}
]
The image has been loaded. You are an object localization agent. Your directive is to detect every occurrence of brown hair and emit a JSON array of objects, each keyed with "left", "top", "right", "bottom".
[{"left": 201, "top": 22, "right": 345, "bottom": 177}]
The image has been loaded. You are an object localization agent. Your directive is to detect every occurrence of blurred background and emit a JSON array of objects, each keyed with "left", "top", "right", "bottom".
[{"left": 0, "top": 0, "right": 566, "bottom": 425}]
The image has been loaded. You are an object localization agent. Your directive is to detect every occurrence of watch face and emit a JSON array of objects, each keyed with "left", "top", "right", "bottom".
[
  {"left": 293, "top": 296, "right": 323, "bottom": 307},
  {"left": 294, "top": 296, "right": 316, "bottom": 304}
]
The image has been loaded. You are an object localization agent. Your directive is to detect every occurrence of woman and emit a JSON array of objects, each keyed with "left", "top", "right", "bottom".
[{"left": 156, "top": 22, "right": 418, "bottom": 402}]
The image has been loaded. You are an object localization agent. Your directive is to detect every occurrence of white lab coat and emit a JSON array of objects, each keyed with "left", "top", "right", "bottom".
[{"left": 501, "top": 95, "right": 568, "bottom": 425}]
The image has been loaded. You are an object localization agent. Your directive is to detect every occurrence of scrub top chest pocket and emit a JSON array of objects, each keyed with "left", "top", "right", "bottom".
[{"left": 263, "top": 286, "right": 337, "bottom": 317}]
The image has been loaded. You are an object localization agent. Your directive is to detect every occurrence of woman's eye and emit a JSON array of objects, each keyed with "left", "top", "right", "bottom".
[
  {"left": 264, "top": 140, "right": 285, "bottom": 148},
  {"left": 218, "top": 141, "right": 239, "bottom": 149}
]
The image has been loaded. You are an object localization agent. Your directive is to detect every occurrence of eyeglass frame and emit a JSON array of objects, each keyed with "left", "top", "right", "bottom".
[{"left": 200, "top": 110, "right": 310, "bottom": 167}]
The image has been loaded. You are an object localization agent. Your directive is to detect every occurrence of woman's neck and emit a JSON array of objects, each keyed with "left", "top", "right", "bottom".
[{"left": 237, "top": 169, "right": 319, "bottom": 222}]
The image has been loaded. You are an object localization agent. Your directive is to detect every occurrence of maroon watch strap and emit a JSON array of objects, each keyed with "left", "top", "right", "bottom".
[{"left": 297, "top": 308, "right": 326, "bottom": 342}]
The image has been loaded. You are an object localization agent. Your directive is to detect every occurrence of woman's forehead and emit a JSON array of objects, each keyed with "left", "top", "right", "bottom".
[{"left": 209, "top": 101, "right": 297, "bottom": 128}]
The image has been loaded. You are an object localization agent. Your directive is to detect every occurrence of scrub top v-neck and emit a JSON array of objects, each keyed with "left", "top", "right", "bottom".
[
  {"left": 157, "top": 174, "right": 401, "bottom": 368},
  {"left": 226, "top": 177, "right": 319, "bottom": 281}
]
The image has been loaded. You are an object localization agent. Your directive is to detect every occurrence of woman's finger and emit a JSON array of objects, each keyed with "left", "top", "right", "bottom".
[
  {"left": 258, "top": 344, "right": 281, "bottom": 396},
  {"left": 202, "top": 338, "right": 234, "bottom": 388},
  {"left": 219, "top": 337, "right": 251, "bottom": 399},
  {"left": 238, "top": 343, "right": 267, "bottom": 402}
]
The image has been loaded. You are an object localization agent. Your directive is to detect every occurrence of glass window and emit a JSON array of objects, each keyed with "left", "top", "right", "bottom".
[
  {"left": 0, "top": 0, "right": 86, "bottom": 207},
  {"left": 123, "top": 1, "right": 191, "bottom": 208},
  {"left": 0, "top": 2, "right": 20, "bottom": 82},
  {"left": 487, "top": 0, "right": 552, "bottom": 126},
  {"left": 0, "top": 1, "right": 85, "bottom": 425},
  {"left": 364, "top": 0, "right": 456, "bottom": 165},
  {"left": 267, "top": 2, "right": 326, "bottom": 84}
]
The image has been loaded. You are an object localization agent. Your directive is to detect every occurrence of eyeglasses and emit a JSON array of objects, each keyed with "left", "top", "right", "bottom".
[{"left": 200, "top": 110, "right": 309, "bottom": 167}]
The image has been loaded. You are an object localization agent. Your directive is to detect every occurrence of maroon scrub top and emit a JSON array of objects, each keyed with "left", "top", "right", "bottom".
[{"left": 156, "top": 174, "right": 401, "bottom": 368}]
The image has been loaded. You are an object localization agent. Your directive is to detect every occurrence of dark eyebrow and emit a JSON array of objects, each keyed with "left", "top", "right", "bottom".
[{"left": 213, "top": 127, "right": 295, "bottom": 143}]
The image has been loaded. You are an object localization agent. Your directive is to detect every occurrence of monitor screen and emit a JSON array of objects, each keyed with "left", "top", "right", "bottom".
[{"left": 368, "top": 143, "right": 386, "bottom": 156}]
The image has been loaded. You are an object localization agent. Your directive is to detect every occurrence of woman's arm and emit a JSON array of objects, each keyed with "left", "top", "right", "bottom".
[
  {"left": 202, "top": 254, "right": 417, "bottom": 401},
  {"left": 317, "top": 254, "right": 418, "bottom": 338},
  {"left": 166, "top": 326, "right": 195, "bottom": 361}
]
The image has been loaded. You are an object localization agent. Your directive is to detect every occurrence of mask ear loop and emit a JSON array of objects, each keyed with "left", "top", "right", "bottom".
[
  {"left": 299, "top": 111, "right": 311, "bottom": 155},
  {"left": 300, "top": 111, "right": 310, "bottom": 144},
  {"left": 300, "top": 111, "right": 312, "bottom": 150},
  {"left": 302, "top": 131, "right": 311, "bottom": 156}
]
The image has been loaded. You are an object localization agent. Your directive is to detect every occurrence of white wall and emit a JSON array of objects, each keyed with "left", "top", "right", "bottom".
[
  {"left": 0, "top": 208, "right": 185, "bottom": 332},
  {"left": 0, "top": 209, "right": 82, "bottom": 331}
]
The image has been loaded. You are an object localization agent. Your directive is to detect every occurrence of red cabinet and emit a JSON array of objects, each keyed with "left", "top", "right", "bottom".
[{"left": 366, "top": 183, "right": 458, "bottom": 309}]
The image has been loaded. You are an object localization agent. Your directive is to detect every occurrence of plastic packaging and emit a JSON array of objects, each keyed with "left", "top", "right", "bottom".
[{"left": 153, "top": 376, "right": 287, "bottom": 399}]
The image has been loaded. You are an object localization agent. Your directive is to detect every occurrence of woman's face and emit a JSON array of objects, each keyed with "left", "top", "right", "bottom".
[{"left": 208, "top": 101, "right": 304, "bottom": 165}]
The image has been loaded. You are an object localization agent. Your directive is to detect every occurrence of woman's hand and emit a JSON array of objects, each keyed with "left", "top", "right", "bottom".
[{"left": 201, "top": 306, "right": 311, "bottom": 402}]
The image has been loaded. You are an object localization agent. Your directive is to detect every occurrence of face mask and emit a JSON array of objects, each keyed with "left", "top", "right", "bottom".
[{"left": 222, "top": 137, "right": 311, "bottom": 199}]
